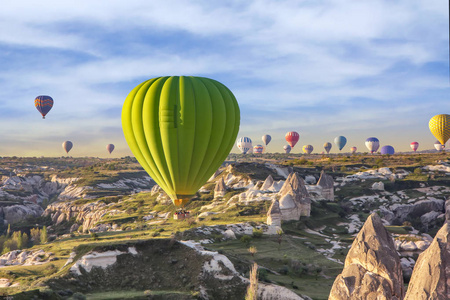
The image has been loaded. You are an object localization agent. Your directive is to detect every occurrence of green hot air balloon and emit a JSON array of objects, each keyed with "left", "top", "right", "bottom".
[{"left": 122, "top": 76, "right": 240, "bottom": 207}]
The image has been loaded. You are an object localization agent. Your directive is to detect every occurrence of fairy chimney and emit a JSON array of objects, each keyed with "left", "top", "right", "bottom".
[{"left": 316, "top": 170, "right": 334, "bottom": 201}]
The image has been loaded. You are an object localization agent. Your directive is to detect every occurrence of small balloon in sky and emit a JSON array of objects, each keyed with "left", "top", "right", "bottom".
[
  {"left": 285, "top": 131, "right": 299, "bottom": 148},
  {"left": 62, "top": 141, "right": 73, "bottom": 153},
  {"left": 253, "top": 144, "right": 264, "bottom": 153},
  {"left": 106, "top": 144, "right": 115, "bottom": 154},
  {"left": 323, "top": 142, "right": 332, "bottom": 154},
  {"left": 380, "top": 145, "right": 395, "bottom": 155},
  {"left": 303, "top": 145, "right": 313, "bottom": 154},
  {"left": 262, "top": 134, "right": 271, "bottom": 146},
  {"left": 429, "top": 114, "right": 450, "bottom": 146},
  {"left": 365, "top": 137, "right": 380, "bottom": 154},
  {"left": 350, "top": 146, "right": 357, "bottom": 154},
  {"left": 283, "top": 145, "right": 291, "bottom": 154},
  {"left": 434, "top": 141, "right": 445, "bottom": 151},
  {"left": 410, "top": 142, "right": 419, "bottom": 152},
  {"left": 334, "top": 136, "right": 347, "bottom": 151},
  {"left": 35, "top": 95, "right": 54, "bottom": 119},
  {"left": 237, "top": 137, "right": 252, "bottom": 154}
]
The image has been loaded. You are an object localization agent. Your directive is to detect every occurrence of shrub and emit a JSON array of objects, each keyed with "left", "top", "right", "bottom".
[
  {"left": 40, "top": 226, "right": 48, "bottom": 244},
  {"left": 240, "top": 235, "right": 252, "bottom": 245},
  {"left": 252, "top": 228, "right": 263, "bottom": 238},
  {"left": 413, "top": 168, "right": 422, "bottom": 175}
]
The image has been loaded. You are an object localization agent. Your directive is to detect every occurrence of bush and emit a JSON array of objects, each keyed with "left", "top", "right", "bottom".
[
  {"left": 413, "top": 168, "right": 422, "bottom": 175},
  {"left": 252, "top": 228, "right": 263, "bottom": 238},
  {"left": 90, "top": 233, "right": 99, "bottom": 240},
  {"left": 240, "top": 235, "right": 252, "bottom": 245}
]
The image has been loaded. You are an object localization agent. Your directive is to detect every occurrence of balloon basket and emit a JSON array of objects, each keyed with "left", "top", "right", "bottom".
[{"left": 174, "top": 210, "right": 190, "bottom": 220}]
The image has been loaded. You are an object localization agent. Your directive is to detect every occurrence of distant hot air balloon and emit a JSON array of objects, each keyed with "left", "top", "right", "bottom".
[
  {"left": 429, "top": 114, "right": 450, "bottom": 145},
  {"left": 62, "top": 141, "right": 73, "bottom": 153},
  {"left": 262, "top": 134, "right": 271, "bottom": 146},
  {"left": 254, "top": 144, "right": 264, "bottom": 154},
  {"left": 285, "top": 131, "right": 299, "bottom": 148},
  {"left": 334, "top": 136, "right": 347, "bottom": 151},
  {"left": 237, "top": 137, "right": 252, "bottom": 154},
  {"left": 434, "top": 141, "right": 445, "bottom": 151},
  {"left": 106, "top": 144, "right": 115, "bottom": 154},
  {"left": 324, "top": 142, "right": 332, "bottom": 154},
  {"left": 365, "top": 137, "right": 380, "bottom": 154},
  {"left": 34, "top": 95, "right": 54, "bottom": 119},
  {"left": 380, "top": 145, "right": 395, "bottom": 155},
  {"left": 350, "top": 147, "right": 357, "bottom": 154},
  {"left": 410, "top": 142, "right": 419, "bottom": 152},
  {"left": 283, "top": 145, "right": 291, "bottom": 154},
  {"left": 122, "top": 76, "right": 240, "bottom": 207},
  {"left": 303, "top": 145, "right": 313, "bottom": 154}
]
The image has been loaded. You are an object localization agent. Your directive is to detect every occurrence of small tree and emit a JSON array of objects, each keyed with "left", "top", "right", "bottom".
[
  {"left": 22, "top": 233, "right": 29, "bottom": 249},
  {"left": 30, "top": 228, "right": 40, "bottom": 244},
  {"left": 12, "top": 231, "right": 22, "bottom": 249},
  {"left": 245, "top": 263, "right": 258, "bottom": 300},
  {"left": 248, "top": 246, "right": 257, "bottom": 257},
  {"left": 277, "top": 229, "right": 284, "bottom": 250},
  {"left": 40, "top": 226, "right": 48, "bottom": 244}
]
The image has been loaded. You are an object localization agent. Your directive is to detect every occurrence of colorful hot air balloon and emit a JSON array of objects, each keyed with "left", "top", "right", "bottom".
[
  {"left": 350, "top": 146, "right": 357, "bottom": 154},
  {"left": 34, "top": 95, "right": 54, "bottom": 119},
  {"left": 365, "top": 137, "right": 380, "bottom": 154},
  {"left": 380, "top": 145, "right": 395, "bottom": 155},
  {"left": 324, "top": 142, "right": 332, "bottom": 154},
  {"left": 262, "top": 134, "right": 271, "bottom": 146},
  {"left": 62, "top": 141, "right": 73, "bottom": 153},
  {"left": 283, "top": 145, "right": 291, "bottom": 153},
  {"left": 237, "top": 137, "right": 252, "bottom": 154},
  {"left": 285, "top": 131, "right": 299, "bottom": 148},
  {"left": 434, "top": 141, "right": 445, "bottom": 151},
  {"left": 122, "top": 76, "right": 240, "bottom": 207},
  {"left": 429, "top": 114, "right": 450, "bottom": 145},
  {"left": 254, "top": 144, "right": 264, "bottom": 154},
  {"left": 303, "top": 145, "right": 313, "bottom": 154},
  {"left": 410, "top": 142, "right": 419, "bottom": 152},
  {"left": 334, "top": 136, "right": 347, "bottom": 151},
  {"left": 106, "top": 144, "right": 115, "bottom": 154}
]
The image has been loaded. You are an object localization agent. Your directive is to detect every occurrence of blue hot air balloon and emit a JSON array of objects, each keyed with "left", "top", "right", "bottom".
[
  {"left": 380, "top": 145, "right": 395, "bottom": 155},
  {"left": 365, "top": 137, "right": 380, "bottom": 154},
  {"left": 334, "top": 136, "right": 347, "bottom": 151}
]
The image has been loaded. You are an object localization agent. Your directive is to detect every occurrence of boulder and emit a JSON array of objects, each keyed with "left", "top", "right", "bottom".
[
  {"left": 304, "top": 175, "right": 316, "bottom": 185},
  {"left": 404, "top": 223, "right": 450, "bottom": 300},
  {"left": 371, "top": 181, "right": 384, "bottom": 191},
  {"left": 267, "top": 200, "right": 281, "bottom": 227},
  {"left": 329, "top": 213, "right": 404, "bottom": 299},
  {"left": 316, "top": 170, "right": 334, "bottom": 201}
]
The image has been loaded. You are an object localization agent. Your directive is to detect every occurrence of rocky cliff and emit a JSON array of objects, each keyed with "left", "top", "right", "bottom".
[
  {"left": 329, "top": 213, "right": 404, "bottom": 300},
  {"left": 404, "top": 223, "right": 449, "bottom": 300}
]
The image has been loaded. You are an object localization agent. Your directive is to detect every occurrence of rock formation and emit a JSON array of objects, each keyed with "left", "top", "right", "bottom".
[
  {"left": 329, "top": 213, "right": 404, "bottom": 300},
  {"left": 278, "top": 172, "right": 311, "bottom": 220},
  {"left": 404, "top": 223, "right": 449, "bottom": 300},
  {"left": 316, "top": 170, "right": 334, "bottom": 201},
  {"left": 0, "top": 203, "right": 43, "bottom": 225},
  {"left": 261, "top": 175, "right": 274, "bottom": 191},
  {"left": 214, "top": 177, "right": 227, "bottom": 198},
  {"left": 267, "top": 200, "right": 281, "bottom": 227}
]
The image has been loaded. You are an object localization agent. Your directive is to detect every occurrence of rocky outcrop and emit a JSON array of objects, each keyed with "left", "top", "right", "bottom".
[
  {"left": 0, "top": 249, "right": 54, "bottom": 267},
  {"left": 261, "top": 175, "right": 274, "bottom": 191},
  {"left": 44, "top": 201, "right": 122, "bottom": 232},
  {"left": 404, "top": 223, "right": 450, "bottom": 300},
  {"left": 329, "top": 213, "right": 404, "bottom": 300},
  {"left": 372, "top": 181, "right": 384, "bottom": 191},
  {"left": 0, "top": 203, "right": 43, "bottom": 224},
  {"left": 267, "top": 200, "right": 281, "bottom": 227},
  {"left": 316, "top": 170, "right": 334, "bottom": 201},
  {"left": 214, "top": 177, "right": 227, "bottom": 198},
  {"left": 278, "top": 172, "right": 311, "bottom": 221}
]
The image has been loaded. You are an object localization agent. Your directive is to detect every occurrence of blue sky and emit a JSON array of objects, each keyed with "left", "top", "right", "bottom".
[{"left": 0, "top": 0, "right": 448, "bottom": 157}]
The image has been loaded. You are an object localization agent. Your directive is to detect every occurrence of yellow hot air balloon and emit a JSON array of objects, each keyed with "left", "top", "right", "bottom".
[{"left": 429, "top": 114, "right": 450, "bottom": 145}]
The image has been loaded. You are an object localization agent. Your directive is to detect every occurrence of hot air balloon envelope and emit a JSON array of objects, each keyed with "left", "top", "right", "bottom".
[
  {"left": 237, "top": 137, "right": 252, "bottom": 154},
  {"left": 429, "top": 114, "right": 450, "bottom": 145},
  {"left": 410, "top": 142, "right": 419, "bottom": 152},
  {"left": 303, "top": 145, "right": 313, "bottom": 154},
  {"left": 323, "top": 142, "right": 332, "bottom": 154},
  {"left": 122, "top": 76, "right": 240, "bottom": 207},
  {"left": 380, "top": 145, "right": 395, "bottom": 155},
  {"left": 365, "top": 137, "right": 380, "bottom": 153},
  {"left": 283, "top": 145, "right": 291, "bottom": 154},
  {"left": 285, "top": 131, "right": 299, "bottom": 148},
  {"left": 350, "top": 147, "right": 357, "bottom": 154},
  {"left": 434, "top": 141, "right": 445, "bottom": 151},
  {"left": 62, "top": 141, "right": 73, "bottom": 153},
  {"left": 262, "top": 135, "right": 271, "bottom": 146},
  {"left": 334, "top": 136, "right": 347, "bottom": 151},
  {"left": 35, "top": 95, "right": 54, "bottom": 119},
  {"left": 254, "top": 144, "right": 264, "bottom": 154},
  {"left": 107, "top": 144, "right": 115, "bottom": 154}
]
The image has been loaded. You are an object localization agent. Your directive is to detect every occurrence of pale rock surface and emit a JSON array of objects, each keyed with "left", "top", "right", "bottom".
[
  {"left": 329, "top": 213, "right": 404, "bottom": 300},
  {"left": 304, "top": 175, "right": 316, "bottom": 185},
  {"left": 404, "top": 223, "right": 450, "bottom": 300},
  {"left": 372, "top": 181, "right": 385, "bottom": 191},
  {"left": 267, "top": 199, "right": 281, "bottom": 227},
  {"left": 258, "top": 283, "right": 305, "bottom": 300},
  {"left": 0, "top": 203, "right": 43, "bottom": 224},
  {"left": 260, "top": 175, "right": 274, "bottom": 191},
  {"left": 278, "top": 172, "right": 311, "bottom": 221},
  {"left": 214, "top": 177, "right": 227, "bottom": 198},
  {"left": 316, "top": 170, "right": 334, "bottom": 201}
]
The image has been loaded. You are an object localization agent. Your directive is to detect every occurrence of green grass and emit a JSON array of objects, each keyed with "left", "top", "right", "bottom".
[
  {"left": 85, "top": 290, "right": 193, "bottom": 300},
  {"left": 385, "top": 226, "right": 410, "bottom": 235}
]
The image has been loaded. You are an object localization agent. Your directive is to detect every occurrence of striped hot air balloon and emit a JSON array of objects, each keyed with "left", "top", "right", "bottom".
[
  {"left": 365, "top": 137, "right": 380, "bottom": 154},
  {"left": 410, "top": 142, "right": 419, "bottom": 152},
  {"left": 350, "top": 147, "right": 357, "bottom": 154},
  {"left": 380, "top": 145, "right": 395, "bottom": 155},
  {"left": 303, "top": 145, "right": 313, "bottom": 154},
  {"left": 35, "top": 95, "right": 54, "bottom": 119},
  {"left": 253, "top": 144, "right": 264, "bottom": 154},
  {"left": 237, "top": 137, "right": 252, "bottom": 154},
  {"left": 283, "top": 145, "right": 291, "bottom": 153},
  {"left": 324, "top": 142, "right": 332, "bottom": 154},
  {"left": 285, "top": 131, "right": 299, "bottom": 148}
]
